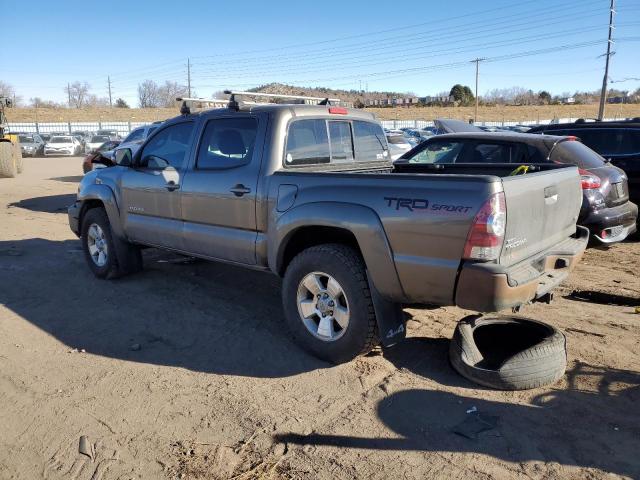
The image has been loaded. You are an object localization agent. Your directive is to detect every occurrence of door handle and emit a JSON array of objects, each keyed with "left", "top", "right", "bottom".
[
  {"left": 230, "top": 184, "right": 251, "bottom": 197},
  {"left": 166, "top": 181, "right": 180, "bottom": 191}
]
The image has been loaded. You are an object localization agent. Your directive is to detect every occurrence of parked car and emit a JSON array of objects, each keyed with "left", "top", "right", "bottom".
[
  {"left": 18, "top": 133, "right": 45, "bottom": 157},
  {"left": 115, "top": 122, "right": 162, "bottom": 156},
  {"left": 527, "top": 119, "right": 640, "bottom": 205},
  {"left": 82, "top": 140, "right": 121, "bottom": 173},
  {"left": 39, "top": 133, "right": 52, "bottom": 143},
  {"left": 96, "top": 129, "right": 121, "bottom": 140},
  {"left": 386, "top": 133, "right": 413, "bottom": 160},
  {"left": 85, "top": 135, "right": 113, "bottom": 153},
  {"left": 44, "top": 135, "right": 82, "bottom": 156},
  {"left": 69, "top": 97, "right": 587, "bottom": 363},
  {"left": 396, "top": 132, "right": 637, "bottom": 244}
]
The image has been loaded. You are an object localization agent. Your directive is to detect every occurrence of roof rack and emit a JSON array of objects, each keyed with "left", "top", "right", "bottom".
[
  {"left": 175, "top": 97, "right": 229, "bottom": 114},
  {"left": 224, "top": 90, "right": 341, "bottom": 110}
]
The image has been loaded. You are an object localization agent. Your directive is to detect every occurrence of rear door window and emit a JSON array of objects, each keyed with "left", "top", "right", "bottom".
[
  {"left": 465, "top": 143, "right": 515, "bottom": 163},
  {"left": 285, "top": 119, "right": 330, "bottom": 166},
  {"left": 328, "top": 121, "right": 354, "bottom": 162},
  {"left": 353, "top": 120, "right": 388, "bottom": 161},
  {"left": 196, "top": 117, "right": 258, "bottom": 169}
]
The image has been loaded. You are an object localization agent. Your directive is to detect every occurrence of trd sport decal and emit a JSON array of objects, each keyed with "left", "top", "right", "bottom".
[{"left": 384, "top": 197, "right": 472, "bottom": 214}]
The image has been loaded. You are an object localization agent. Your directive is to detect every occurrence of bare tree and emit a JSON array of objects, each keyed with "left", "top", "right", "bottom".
[
  {"left": 157, "top": 81, "right": 188, "bottom": 107},
  {"left": 0, "top": 81, "right": 22, "bottom": 106},
  {"left": 0, "top": 81, "right": 15, "bottom": 98},
  {"left": 138, "top": 80, "right": 160, "bottom": 108},
  {"left": 65, "top": 81, "right": 91, "bottom": 108}
]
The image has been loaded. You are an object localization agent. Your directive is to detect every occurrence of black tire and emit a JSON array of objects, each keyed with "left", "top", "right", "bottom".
[
  {"left": 449, "top": 315, "right": 566, "bottom": 390},
  {"left": 81, "top": 208, "right": 142, "bottom": 279},
  {"left": 282, "top": 244, "right": 378, "bottom": 364},
  {"left": 0, "top": 142, "right": 17, "bottom": 178}
]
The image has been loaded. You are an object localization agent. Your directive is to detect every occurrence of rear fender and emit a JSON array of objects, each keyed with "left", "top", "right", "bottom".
[
  {"left": 272, "top": 202, "right": 404, "bottom": 299},
  {"left": 272, "top": 202, "right": 407, "bottom": 346}
]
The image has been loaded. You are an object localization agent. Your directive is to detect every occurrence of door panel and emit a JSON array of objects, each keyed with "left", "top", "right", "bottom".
[
  {"left": 120, "top": 121, "right": 195, "bottom": 249},
  {"left": 180, "top": 115, "right": 264, "bottom": 265}
]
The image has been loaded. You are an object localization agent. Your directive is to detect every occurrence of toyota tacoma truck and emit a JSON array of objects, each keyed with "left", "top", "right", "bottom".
[{"left": 68, "top": 93, "right": 588, "bottom": 363}]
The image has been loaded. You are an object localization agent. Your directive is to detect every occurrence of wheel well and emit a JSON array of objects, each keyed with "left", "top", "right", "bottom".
[
  {"left": 279, "top": 226, "right": 362, "bottom": 275},
  {"left": 79, "top": 200, "right": 105, "bottom": 231}
]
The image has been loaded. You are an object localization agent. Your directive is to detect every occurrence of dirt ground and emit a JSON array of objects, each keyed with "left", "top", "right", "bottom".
[
  {"left": 8, "top": 103, "right": 640, "bottom": 123},
  {"left": 1, "top": 157, "right": 639, "bottom": 480}
]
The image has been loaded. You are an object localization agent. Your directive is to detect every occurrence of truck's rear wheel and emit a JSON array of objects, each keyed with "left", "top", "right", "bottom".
[
  {"left": 82, "top": 208, "right": 142, "bottom": 279},
  {"left": 282, "top": 244, "right": 377, "bottom": 363},
  {"left": 0, "top": 142, "right": 17, "bottom": 178}
]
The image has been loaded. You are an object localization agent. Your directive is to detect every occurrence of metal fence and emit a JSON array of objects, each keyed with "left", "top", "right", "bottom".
[
  {"left": 7, "top": 121, "right": 150, "bottom": 136},
  {"left": 8, "top": 117, "right": 625, "bottom": 136}
]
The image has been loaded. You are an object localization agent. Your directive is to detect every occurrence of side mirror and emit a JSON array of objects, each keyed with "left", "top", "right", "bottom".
[
  {"left": 91, "top": 153, "right": 115, "bottom": 167},
  {"left": 114, "top": 148, "right": 133, "bottom": 167}
]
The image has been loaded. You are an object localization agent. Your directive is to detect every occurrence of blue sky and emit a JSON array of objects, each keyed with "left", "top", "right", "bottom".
[{"left": 2, "top": 0, "right": 639, "bottom": 106}]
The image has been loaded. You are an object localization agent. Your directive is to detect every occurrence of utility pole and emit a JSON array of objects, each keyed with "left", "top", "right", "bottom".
[
  {"left": 187, "top": 58, "right": 192, "bottom": 98},
  {"left": 471, "top": 58, "right": 486, "bottom": 123},
  {"left": 67, "top": 82, "right": 71, "bottom": 108},
  {"left": 107, "top": 76, "right": 113, "bottom": 107},
  {"left": 598, "top": 0, "right": 616, "bottom": 120}
]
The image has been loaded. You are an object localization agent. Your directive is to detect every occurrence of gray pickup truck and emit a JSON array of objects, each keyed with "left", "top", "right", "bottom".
[{"left": 68, "top": 94, "right": 588, "bottom": 363}]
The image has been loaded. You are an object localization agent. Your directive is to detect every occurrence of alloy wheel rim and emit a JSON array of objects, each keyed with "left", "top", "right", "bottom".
[
  {"left": 296, "top": 271, "right": 350, "bottom": 341},
  {"left": 87, "top": 223, "right": 108, "bottom": 267}
]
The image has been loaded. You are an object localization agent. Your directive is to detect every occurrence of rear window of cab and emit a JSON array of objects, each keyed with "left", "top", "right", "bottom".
[{"left": 284, "top": 118, "right": 388, "bottom": 166}]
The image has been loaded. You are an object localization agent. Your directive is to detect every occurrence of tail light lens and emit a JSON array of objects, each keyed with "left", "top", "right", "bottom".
[
  {"left": 463, "top": 192, "right": 506, "bottom": 261},
  {"left": 578, "top": 168, "right": 601, "bottom": 189}
]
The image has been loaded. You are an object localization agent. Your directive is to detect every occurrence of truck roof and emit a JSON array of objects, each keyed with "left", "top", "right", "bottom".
[{"left": 165, "top": 103, "right": 378, "bottom": 124}]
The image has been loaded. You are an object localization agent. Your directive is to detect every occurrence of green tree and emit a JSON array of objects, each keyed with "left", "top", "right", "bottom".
[
  {"left": 538, "top": 90, "right": 552, "bottom": 105},
  {"left": 115, "top": 98, "right": 130, "bottom": 108},
  {"left": 449, "top": 84, "right": 475, "bottom": 105}
]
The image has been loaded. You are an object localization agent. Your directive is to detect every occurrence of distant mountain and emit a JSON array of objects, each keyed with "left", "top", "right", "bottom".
[{"left": 247, "top": 83, "right": 413, "bottom": 105}]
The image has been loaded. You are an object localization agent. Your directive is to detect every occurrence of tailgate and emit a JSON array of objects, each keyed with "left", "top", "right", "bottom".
[{"left": 500, "top": 166, "right": 582, "bottom": 266}]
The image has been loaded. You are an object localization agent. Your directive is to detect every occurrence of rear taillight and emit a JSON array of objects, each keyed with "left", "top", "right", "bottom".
[
  {"left": 578, "top": 168, "right": 601, "bottom": 189},
  {"left": 463, "top": 192, "right": 506, "bottom": 261},
  {"left": 328, "top": 107, "right": 348, "bottom": 115}
]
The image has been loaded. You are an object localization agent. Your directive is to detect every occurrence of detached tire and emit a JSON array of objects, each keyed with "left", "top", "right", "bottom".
[
  {"left": 0, "top": 142, "right": 17, "bottom": 178},
  {"left": 81, "top": 208, "right": 142, "bottom": 279},
  {"left": 282, "top": 244, "right": 378, "bottom": 364},
  {"left": 449, "top": 315, "right": 566, "bottom": 390}
]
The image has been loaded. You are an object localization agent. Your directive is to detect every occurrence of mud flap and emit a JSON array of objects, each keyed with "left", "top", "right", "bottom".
[{"left": 367, "top": 273, "right": 406, "bottom": 347}]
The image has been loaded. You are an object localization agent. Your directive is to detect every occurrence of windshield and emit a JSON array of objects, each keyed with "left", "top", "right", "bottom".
[
  {"left": 50, "top": 136, "right": 73, "bottom": 143},
  {"left": 91, "top": 136, "right": 110, "bottom": 143},
  {"left": 19, "top": 135, "right": 35, "bottom": 143},
  {"left": 97, "top": 130, "right": 116, "bottom": 136}
]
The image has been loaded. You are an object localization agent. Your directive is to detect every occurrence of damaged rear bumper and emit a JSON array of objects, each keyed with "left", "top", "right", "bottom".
[{"left": 455, "top": 226, "right": 589, "bottom": 312}]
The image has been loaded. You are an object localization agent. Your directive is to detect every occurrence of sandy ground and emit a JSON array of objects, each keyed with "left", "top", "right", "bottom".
[{"left": 0, "top": 157, "right": 639, "bottom": 480}]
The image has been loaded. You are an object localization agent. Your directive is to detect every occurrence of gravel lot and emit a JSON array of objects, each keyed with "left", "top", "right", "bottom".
[{"left": 1, "top": 157, "right": 639, "bottom": 479}]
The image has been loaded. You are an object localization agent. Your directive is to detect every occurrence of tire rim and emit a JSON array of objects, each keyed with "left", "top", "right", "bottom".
[
  {"left": 296, "top": 271, "right": 350, "bottom": 341},
  {"left": 87, "top": 223, "right": 108, "bottom": 267}
]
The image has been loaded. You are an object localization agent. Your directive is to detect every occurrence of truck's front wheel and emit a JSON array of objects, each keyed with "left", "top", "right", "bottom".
[
  {"left": 282, "top": 244, "right": 378, "bottom": 363},
  {"left": 81, "top": 208, "right": 142, "bottom": 279}
]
